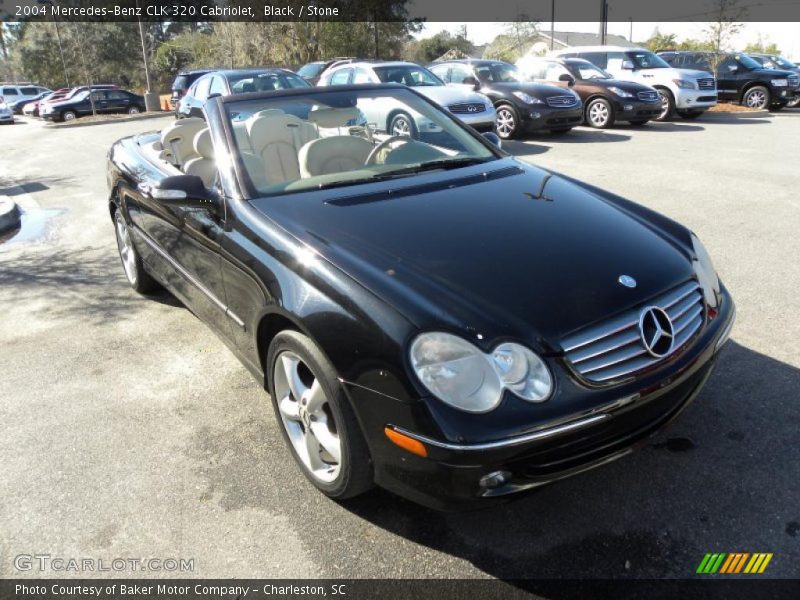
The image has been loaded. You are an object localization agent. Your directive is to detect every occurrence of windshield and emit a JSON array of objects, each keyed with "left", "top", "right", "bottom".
[
  {"left": 573, "top": 61, "right": 611, "bottom": 79},
  {"left": 226, "top": 88, "right": 497, "bottom": 197},
  {"left": 736, "top": 54, "right": 764, "bottom": 70},
  {"left": 372, "top": 66, "right": 442, "bottom": 87},
  {"left": 629, "top": 51, "right": 671, "bottom": 69},
  {"left": 772, "top": 55, "right": 797, "bottom": 69},
  {"left": 475, "top": 63, "right": 524, "bottom": 83},
  {"left": 230, "top": 72, "right": 310, "bottom": 93},
  {"left": 297, "top": 63, "right": 324, "bottom": 78}
]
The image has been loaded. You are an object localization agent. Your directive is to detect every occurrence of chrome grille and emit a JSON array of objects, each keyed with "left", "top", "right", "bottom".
[
  {"left": 448, "top": 102, "right": 486, "bottom": 114},
  {"left": 788, "top": 74, "right": 799, "bottom": 88},
  {"left": 562, "top": 280, "right": 705, "bottom": 384},
  {"left": 546, "top": 95, "right": 579, "bottom": 107},
  {"left": 637, "top": 90, "right": 659, "bottom": 102},
  {"left": 697, "top": 78, "right": 716, "bottom": 90}
]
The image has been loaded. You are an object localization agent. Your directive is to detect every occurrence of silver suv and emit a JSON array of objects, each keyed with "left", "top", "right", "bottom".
[{"left": 0, "top": 83, "right": 51, "bottom": 109}]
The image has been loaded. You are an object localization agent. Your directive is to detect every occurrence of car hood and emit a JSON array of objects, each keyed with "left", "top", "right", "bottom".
[
  {"left": 493, "top": 81, "right": 577, "bottom": 98},
  {"left": 413, "top": 85, "right": 488, "bottom": 106},
  {"left": 752, "top": 67, "right": 796, "bottom": 78},
  {"left": 250, "top": 159, "right": 694, "bottom": 351},
  {"left": 664, "top": 67, "right": 715, "bottom": 80},
  {"left": 580, "top": 78, "right": 655, "bottom": 93}
]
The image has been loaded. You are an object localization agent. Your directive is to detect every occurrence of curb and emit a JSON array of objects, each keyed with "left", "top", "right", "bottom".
[
  {"left": 703, "top": 109, "right": 769, "bottom": 119},
  {"left": 0, "top": 196, "right": 21, "bottom": 236},
  {"left": 46, "top": 111, "right": 174, "bottom": 129}
]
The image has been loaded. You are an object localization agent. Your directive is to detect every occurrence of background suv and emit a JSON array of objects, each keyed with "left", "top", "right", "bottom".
[
  {"left": 319, "top": 61, "right": 497, "bottom": 134},
  {"left": 517, "top": 57, "right": 662, "bottom": 128},
  {"left": 552, "top": 46, "right": 717, "bottom": 120},
  {"left": 429, "top": 59, "right": 582, "bottom": 138},
  {"left": 170, "top": 69, "right": 215, "bottom": 114},
  {"left": 658, "top": 51, "right": 799, "bottom": 111},
  {"left": 748, "top": 53, "right": 800, "bottom": 107}
]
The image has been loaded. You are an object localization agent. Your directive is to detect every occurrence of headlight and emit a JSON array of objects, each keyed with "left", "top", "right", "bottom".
[
  {"left": 608, "top": 86, "right": 633, "bottom": 98},
  {"left": 691, "top": 234, "right": 721, "bottom": 308},
  {"left": 672, "top": 79, "right": 696, "bottom": 89},
  {"left": 513, "top": 91, "right": 543, "bottom": 104},
  {"left": 410, "top": 332, "right": 552, "bottom": 413},
  {"left": 771, "top": 78, "right": 788, "bottom": 87}
]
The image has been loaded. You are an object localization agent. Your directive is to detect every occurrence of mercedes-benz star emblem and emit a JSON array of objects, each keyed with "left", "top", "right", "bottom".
[
  {"left": 639, "top": 306, "right": 675, "bottom": 358},
  {"left": 618, "top": 274, "right": 637, "bottom": 288}
]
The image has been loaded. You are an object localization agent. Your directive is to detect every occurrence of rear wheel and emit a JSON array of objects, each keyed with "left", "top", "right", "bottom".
[
  {"left": 495, "top": 103, "right": 520, "bottom": 139},
  {"left": 743, "top": 86, "right": 770, "bottom": 109},
  {"left": 655, "top": 88, "right": 675, "bottom": 121},
  {"left": 586, "top": 97, "right": 615, "bottom": 128},
  {"left": 267, "top": 330, "right": 374, "bottom": 499},
  {"left": 128, "top": 106, "right": 141, "bottom": 114},
  {"left": 389, "top": 112, "right": 417, "bottom": 139},
  {"left": 61, "top": 110, "right": 77, "bottom": 122},
  {"left": 113, "top": 208, "right": 158, "bottom": 294}
]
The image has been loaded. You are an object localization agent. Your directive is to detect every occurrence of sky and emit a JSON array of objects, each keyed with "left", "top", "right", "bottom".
[{"left": 416, "top": 22, "right": 800, "bottom": 60}]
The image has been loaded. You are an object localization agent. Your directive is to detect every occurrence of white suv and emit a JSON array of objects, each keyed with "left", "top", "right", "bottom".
[
  {"left": 550, "top": 46, "right": 717, "bottom": 120},
  {"left": 0, "top": 83, "right": 51, "bottom": 110}
]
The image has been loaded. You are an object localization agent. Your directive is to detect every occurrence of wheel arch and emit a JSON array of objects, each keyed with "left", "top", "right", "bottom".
[
  {"left": 385, "top": 108, "right": 412, "bottom": 133},
  {"left": 255, "top": 308, "right": 306, "bottom": 390},
  {"left": 740, "top": 81, "right": 770, "bottom": 102}
]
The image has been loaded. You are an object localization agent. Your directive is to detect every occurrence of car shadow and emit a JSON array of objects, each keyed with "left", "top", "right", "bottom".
[
  {"left": 331, "top": 340, "right": 800, "bottom": 583},
  {"left": 698, "top": 115, "right": 773, "bottom": 125},
  {"left": 501, "top": 140, "right": 550, "bottom": 157},
  {"left": 617, "top": 121, "right": 705, "bottom": 132},
  {"left": 534, "top": 128, "right": 631, "bottom": 143}
]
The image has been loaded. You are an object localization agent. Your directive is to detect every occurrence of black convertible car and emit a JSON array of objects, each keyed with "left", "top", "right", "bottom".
[{"left": 107, "top": 84, "right": 734, "bottom": 509}]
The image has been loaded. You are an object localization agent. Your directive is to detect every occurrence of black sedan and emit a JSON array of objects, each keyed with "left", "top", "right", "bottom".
[
  {"left": 176, "top": 68, "right": 310, "bottom": 119},
  {"left": 107, "top": 84, "right": 734, "bottom": 510},
  {"left": 42, "top": 88, "right": 144, "bottom": 122},
  {"left": 429, "top": 59, "right": 583, "bottom": 138}
]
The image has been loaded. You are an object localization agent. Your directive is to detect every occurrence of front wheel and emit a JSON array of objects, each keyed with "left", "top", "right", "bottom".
[
  {"left": 128, "top": 106, "right": 142, "bottom": 114},
  {"left": 495, "top": 103, "right": 520, "bottom": 139},
  {"left": 655, "top": 88, "right": 675, "bottom": 121},
  {"left": 113, "top": 208, "right": 158, "bottom": 294},
  {"left": 389, "top": 112, "right": 418, "bottom": 139},
  {"left": 267, "top": 330, "right": 374, "bottom": 499},
  {"left": 585, "top": 97, "right": 615, "bottom": 128},
  {"left": 743, "top": 86, "right": 770, "bottom": 110},
  {"left": 61, "top": 110, "right": 77, "bottom": 122}
]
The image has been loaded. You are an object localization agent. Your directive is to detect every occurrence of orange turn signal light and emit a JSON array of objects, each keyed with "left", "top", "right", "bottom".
[{"left": 384, "top": 427, "right": 428, "bottom": 458}]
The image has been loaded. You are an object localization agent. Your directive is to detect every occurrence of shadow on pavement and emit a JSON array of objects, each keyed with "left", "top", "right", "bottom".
[
  {"left": 501, "top": 140, "right": 550, "bottom": 157},
  {"left": 335, "top": 340, "right": 800, "bottom": 582},
  {"left": 540, "top": 128, "right": 631, "bottom": 143}
]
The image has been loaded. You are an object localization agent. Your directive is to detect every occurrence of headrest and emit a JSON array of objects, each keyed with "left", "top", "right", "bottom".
[
  {"left": 308, "top": 107, "right": 360, "bottom": 128},
  {"left": 161, "top": 117, "right": 205, "bottom": 146},
  {"left": 193, "top": 128, "right": 213, "bottom": 158},
  {"left": 241, "top": 82, "right": 255, "bottom": 93}
]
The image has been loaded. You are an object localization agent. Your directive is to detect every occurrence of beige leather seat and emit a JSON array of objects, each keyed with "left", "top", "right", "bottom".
[
  {"left": 183, "top": 128, "right": 216, "bottom": 188},
  {"left": 246, "top": 112, "right": 317, "bottom": 184},
  {"left": 299, "top": 107, "right": 373, "bottom": 178},
  {"left": 160, "top": 118, "right": 206, "bottom": 166}
]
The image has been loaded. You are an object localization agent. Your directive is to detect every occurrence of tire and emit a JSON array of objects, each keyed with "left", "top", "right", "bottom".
[
  {"left": 743, "top": 86, "right": 770, "bottom": 110},
  {"left": 787, "top": 96, "right": 800, "bottom": 108},
  {"left": 113, "top": 208, "right": 159, "bottom": 294},
  {"left": 267, "top": 330, "right": 374, "bottom": 500},
  {"left": 388, "top": 112, "right": 418, "bottom": 139},
  {"left": 654, "top": 88, "right": 675, "bottom": 121},
  {"left": 61, "top": 110, "right": 77, "bottom": 122},
  {"left": 629, "top": 119, "right": 650, "bottom": 126},
  {"left": 128, "top": 105, "right": 141, "bottom": 114},
  {"left": 585, "top": 97, "right": 615, "bottom": 128},
  {"left": 494, "top": 103, "right": 520, "bottom": 139},
  {"left": 676, "top": 110, "right": 703, "bottom": 119}
]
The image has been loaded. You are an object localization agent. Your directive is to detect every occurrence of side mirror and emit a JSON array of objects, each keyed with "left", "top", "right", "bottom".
[
  {"left": 621, "top": 60, "right": 635, "bottom": 70},
  {"left": 482, "top": 131, "right": 502, "bottom": 149},
  {"left": 559, "top": 73, "right": 576, "bottom": 86},
  {"left": 148, "top": 175, "right": 220, "bottom": 213}
]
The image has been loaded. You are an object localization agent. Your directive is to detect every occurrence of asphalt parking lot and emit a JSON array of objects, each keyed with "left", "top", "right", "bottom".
[{"left": 1, "top": 111, "right": 798, "bottom": 582}]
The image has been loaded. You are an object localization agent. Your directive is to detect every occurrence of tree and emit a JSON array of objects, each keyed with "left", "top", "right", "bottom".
[
  {"left": 643, "top": 28, "right": 677, "bottom": 52},
  {"left": 703, "top": 0, "right": 746, "bottom": 71},
  {"left": 405, "top": 30, "right": 474, "bottom": 64},
  {"left": 744, "top": 36, "right": 780, "bottom": 55}
]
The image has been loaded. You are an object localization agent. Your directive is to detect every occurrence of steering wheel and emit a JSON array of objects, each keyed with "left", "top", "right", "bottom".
[{"left": 365, "top": 135, "right": 413, "bottom": 166}]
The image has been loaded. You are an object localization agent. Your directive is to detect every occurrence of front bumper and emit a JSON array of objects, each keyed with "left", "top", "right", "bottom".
[
  {"left": 347, "top": 288, "right": 735, "bottom": 510},
  {"left": 675, "top": 89, "right": 717, "bottom": 110},
  {"left": 613, "top": 99, "right": 662, "bottom": 121},
  {"left": 453, "top": 108, "right": 497, "bottom": 132},
  {"left": 0, "top": 112, "right": 13, "bottom": 122},
  {"left": 522, "top": 104, "right": 583, "bottom": 131}
]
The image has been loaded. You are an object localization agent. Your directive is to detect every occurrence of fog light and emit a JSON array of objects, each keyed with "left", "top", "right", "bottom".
[
  {"left": 480, "top": 470, "right": 511, "bottom": 489},
  {"left": 624, "top": 104, "right": 633, "bottom": 111},
  {"left": 530, "top": 112, "right": 541, "bottom": 119}
]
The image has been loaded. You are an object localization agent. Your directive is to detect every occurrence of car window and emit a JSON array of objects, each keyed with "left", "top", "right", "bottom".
[
  {"left": 352, "top": 67, "right": 372, "bottom": 84},
  {"left": 544, "top": 62, "right": 571, "bottom": 81},
  {"left": 448, "top": 64, "right": 473, "bottom": 84},
  {"left": 21, "top": 87, "right": 38, "bottom": 95},
  {"left": 91, "top": 91, "right": 106, "bottom": 101},
  {"left": 195, "top": 77, "right": 212, "bottom": 100},
  {"left": 735, "top": 54, "right": 762, "bottom": 70},
  {"left": 428, "top": 65, "right": 450, "bottom": 81},
  {"left": 297, "top": 63, "right": 324, "bottom": 78},
  {"left": 330, "top": 68, "right": 352, "bottom": 85},
  {"left": 579, "top": 52, "right": 608, "bottom": 69},
  {"left": 719, "top": 55, "right": 737, "bottom": 71},
  {"left": 209, "top": 76, "right": 226, "bottom": 97},
  {"left": 475, "top": 63, "right": 524, "bottom": 83},
  {"left": 627, "top": 51, "right": 670, "bottom": 69},
  {"left": 605, "top": 51, "right": 626, "bottom": 71},
  {"left": 521, "top": 61, "right": 547, "bottom": 80},
  {"left": 373, "top": 66, "right": 442, "bottom": 86},
  {"left": 2, "top": 87, "right": 19, "bottom": 96},
  {"left": 106, "top": 90, "right": 127, "bottom": 100},
  {"left": 572, "top": 61, "right": 611, "bottom": 79}
]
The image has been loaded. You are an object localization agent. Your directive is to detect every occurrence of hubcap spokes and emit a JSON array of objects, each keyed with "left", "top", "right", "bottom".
[
  {"left": 496, "top": 109, "right": 514, "bottom": 136},
  {"left": 590, "top": 103, "right": 609, "bottom": 125},
  {"left": 274, "top": 352, "right": 341, "bottom": 483},
  {"left": 658, "top": 92, "right": 669, "bottom": 118},
  {"left": 747, "top": 91, "right": 765, "bottom": 108},
  {"left": 115, "top": 215, "right": 137, "bottom": 284},
  {"left": 393, "top": 119, "right": 410, "bottom": 136}
]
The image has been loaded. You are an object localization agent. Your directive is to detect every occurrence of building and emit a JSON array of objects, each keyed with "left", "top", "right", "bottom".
[{"left": 525, "top": 31, "right": 632, "bottom": 57}]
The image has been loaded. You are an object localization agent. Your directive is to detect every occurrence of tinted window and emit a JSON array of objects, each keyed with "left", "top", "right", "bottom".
[
  {"left": 627, "top": 51, "right": 670, "bottom": 69},
  {"left": 474, "top": 63, "right": 524, "bottom": 83},
  {"left": 580, "top": 52, "right": 608, "bottom": 69},
  {"left": 330, "top": 68, "right": 352, "bottom": 85},
  {"left": 735, "top": 54, "right": 762, "bottom": 70},
  {"left": 373, "top": 65, "right": 442, "bottom": 86},
  {"left": 21, "top": 87, "right": 38, "bottom": 95},
  {"left": 2, "top": 88, "right": 19, "bottom": 96},
  {"left": 91, "top": 91, "right": 106, "bottom": 101},
  {"left": 106, "top": 90, "right": 127, "bottom": 100}
]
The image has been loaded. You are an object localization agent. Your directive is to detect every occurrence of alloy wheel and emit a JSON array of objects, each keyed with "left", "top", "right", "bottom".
[
  {"left": 128, "top": 106, "right": 140, "bottom": 114},
  {"left": 588, "top": 101, "right": 611, "bottom": 127},
  {"left": 658, "top": 91, "right": 670, "bottom": 119},
  {"left": 496, "top": 107, "right": 515, "bottom": 138},
  {"left": 63, "top": 111, "right": 76, "bottom": 121},
  {"left": 391, "top": 116, "right": 411, "bottom": 137},
  {"left": 273, "top": 351, "right": 342, "bottom": 483},
  {"left": 114, "top": 213, "right": 138, "bottom": 285},
  {"left": 745, "top": 89, "right": 767, "bottom": 109}
]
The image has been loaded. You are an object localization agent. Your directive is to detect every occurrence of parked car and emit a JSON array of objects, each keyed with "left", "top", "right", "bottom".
[
  {"left": 517, "top": 57, "right": 662, "bottom": 128},
  {"left": 0, "top": 83, "right": 51, "bottom": 109},
  {"left": 19, "top": 91, "right": 56, "bottom": 116},
  {"left": 0, "top": 97, "right": 14, "bottom": 124},
  {"left": 319, "top": 61, "right": 497, "bottom": 134},
  {"left": 176, "top": 68, "right": 310, "bottom": 119},
  {"left": 297, "top": 57, "right": 356, "bottom": 85},
  {"left": 747, "top": 53, "right": 800, "bottom": 107},
  {"left": 658, "top": 51, "right": 799, "bottom": 111},
  {"left": 428, "top": 59, "right": 582, "bottom": 138},
  {"left": 35, "top": 87, "right": 74, "bottom": 116},
  {"left": 107, "top": 84, "right": 735, "bottom": 509},
  {"left": 11, "top": 91, "right": 48, "bottom": 114},
  {"left": 38, "top": 85, "right": 119, "bottom": 118},
  {"left": 170, "top": 68, "right": 215, "bottom": 113},
  {"left": 42, "top": 88, "right": 144, "bottom": 122},
  {"left": 551, "top": 46, "right": 717, "bottom": 120}
]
